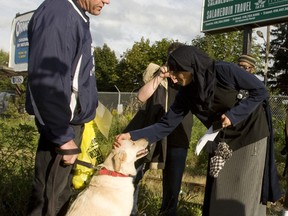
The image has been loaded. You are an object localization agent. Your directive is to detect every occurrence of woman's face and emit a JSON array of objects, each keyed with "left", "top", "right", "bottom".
[
  {"left": 238, "top": 61, "right": 255, "bottom": 73},
  {"left": 170, "top": 71, "right": 193, "bottom": 86}
]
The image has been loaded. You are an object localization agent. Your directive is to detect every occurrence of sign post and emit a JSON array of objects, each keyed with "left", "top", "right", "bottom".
[{"left": 11, "top": 76, "right": 24, "bottom": 84}]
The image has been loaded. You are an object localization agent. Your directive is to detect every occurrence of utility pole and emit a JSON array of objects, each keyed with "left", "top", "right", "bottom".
[
  {"left": 257, "top": 26, "right": 270, "bottom": 86},
  {"left": 242, "top": 26, "right": 253, "bottom": 55},
  {"left": 264, "top": 26, "right": 271, "bottom": 86}
]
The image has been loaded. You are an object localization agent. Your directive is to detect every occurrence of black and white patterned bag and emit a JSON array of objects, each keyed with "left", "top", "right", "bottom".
[{"left": 209, "top": 141, "right": 232, "bottom": 178}]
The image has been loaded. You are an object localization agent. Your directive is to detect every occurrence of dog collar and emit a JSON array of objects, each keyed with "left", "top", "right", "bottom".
[{"left": 98, "top": 167, "right": 130, "bottom": 177}]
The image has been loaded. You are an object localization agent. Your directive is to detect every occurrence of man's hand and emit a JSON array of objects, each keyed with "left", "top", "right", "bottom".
[
  {"left": 59, "top": 140, "right": 79, "bottom": 165},
  {"left": 114, "top": 133, "right": 131, "bottom": 148}
]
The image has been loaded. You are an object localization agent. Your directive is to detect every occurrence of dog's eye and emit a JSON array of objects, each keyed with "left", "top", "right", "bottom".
[{"left": 132, "top": 142, "right": 136, "bottom": 145}]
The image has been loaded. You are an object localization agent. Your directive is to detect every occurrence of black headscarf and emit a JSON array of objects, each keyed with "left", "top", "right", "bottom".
[{"left": 167, "top": 46, "right": 216, "bottom": 111}]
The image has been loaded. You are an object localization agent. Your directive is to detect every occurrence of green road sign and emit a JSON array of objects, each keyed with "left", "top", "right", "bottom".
[{"left": 202, "top": 0, "right": 288, "bottom": 33}]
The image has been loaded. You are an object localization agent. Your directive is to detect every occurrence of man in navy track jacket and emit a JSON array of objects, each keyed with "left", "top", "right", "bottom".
[{"left": 26, "top": 0, "right": 110, "bottom": 215}]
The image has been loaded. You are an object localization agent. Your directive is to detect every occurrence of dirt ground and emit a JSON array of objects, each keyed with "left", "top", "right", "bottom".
[{"left": 144, "top": 170, "right": 286, "bottom": 216}]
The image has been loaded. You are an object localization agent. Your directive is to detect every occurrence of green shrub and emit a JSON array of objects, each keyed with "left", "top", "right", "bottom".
[
  {"left": 137, "top": 183, "right": 162, "bottom": 215},
  {"left": 186, "top": 117, "right": 208, "bottom": 176},
  {"left": 0, "top": 103, "right": 286, "bottom": 215},
  {"left": 0, "top": 120, "right": 38, "bottom": 216}
]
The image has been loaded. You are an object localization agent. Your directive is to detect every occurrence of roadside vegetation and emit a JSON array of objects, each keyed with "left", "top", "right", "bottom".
[
  {"left": 1, "top": 24, "right": 288, "bottom": 215},
  {"left": 0, "top": 103, "right": 286, "bottom": 215}
]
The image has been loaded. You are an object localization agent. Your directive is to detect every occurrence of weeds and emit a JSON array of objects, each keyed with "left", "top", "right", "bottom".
[
  {"left": 0, "top": 104, "right": 286, "bottom": 215},
  {"left": 0, "top": 120, "right": 38, "bottom": 216}
]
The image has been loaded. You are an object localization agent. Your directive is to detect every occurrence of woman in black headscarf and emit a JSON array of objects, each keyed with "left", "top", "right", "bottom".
[{"left": 114, "top": 45, "right": 281, "bottom": 216}]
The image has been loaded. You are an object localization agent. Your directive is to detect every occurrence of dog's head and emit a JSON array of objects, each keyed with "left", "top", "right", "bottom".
[{"left": 101, "top": 138, "right": 149, "bottom": 176}]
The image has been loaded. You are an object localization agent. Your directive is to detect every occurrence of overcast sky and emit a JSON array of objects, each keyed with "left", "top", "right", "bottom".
[{"left": 0, "top": 0, "right": 206, "bottom": 58}]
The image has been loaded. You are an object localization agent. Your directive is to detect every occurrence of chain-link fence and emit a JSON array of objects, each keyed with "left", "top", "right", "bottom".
[
  {"left": 98, "top": 92, "right": 137, "bottom": 110},
  {"left": 99, "top": 92, "right": 288, "bottom": 125},
  {"left": 270, "top": 95, "right": 288, "bottom": 121}
]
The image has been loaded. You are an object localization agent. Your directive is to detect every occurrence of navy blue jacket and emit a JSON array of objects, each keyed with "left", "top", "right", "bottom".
[{"left": 26, "top": 0, "right": 98, "bottom": 145}]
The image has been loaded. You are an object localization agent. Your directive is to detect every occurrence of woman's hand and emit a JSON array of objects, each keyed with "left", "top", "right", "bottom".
[
  {"left": 221, "top": 114, "right": 231, "bottom": 128},
  {"left": 113, "top": 133, "right": 131, "bottom": 148},
  {"left": 158, "top": 66, "right": 170, "bottom": 78}
]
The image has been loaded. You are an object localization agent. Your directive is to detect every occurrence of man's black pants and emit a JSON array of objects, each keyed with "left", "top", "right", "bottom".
[{"left": 27, "top": 124, "right": 83, "bottom": 216}]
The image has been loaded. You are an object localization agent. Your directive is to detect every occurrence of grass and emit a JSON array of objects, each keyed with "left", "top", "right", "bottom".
[
  {"left": 135, "top": 169, "right": 285, "bottom": 216},
  {"left": 0, "top": 108, "right": 287, "bottom": 215}
]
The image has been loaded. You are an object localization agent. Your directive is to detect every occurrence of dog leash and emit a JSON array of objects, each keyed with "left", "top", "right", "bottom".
[{"left": 74, "top": 159, "right": 97, "bottom": 170}]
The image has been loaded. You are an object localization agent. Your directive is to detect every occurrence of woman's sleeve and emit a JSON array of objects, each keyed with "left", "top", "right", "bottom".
[
  {"left": 130, "top": 90, "right": 189, "bottom": 143},
  {"left": 218, "top": 63, "right": 268, "bottom": 126}
]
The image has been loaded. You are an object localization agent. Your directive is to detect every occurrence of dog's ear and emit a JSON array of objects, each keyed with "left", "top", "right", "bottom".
[{"left": 112, "top": 150, "right": 127, "bottom": 172}]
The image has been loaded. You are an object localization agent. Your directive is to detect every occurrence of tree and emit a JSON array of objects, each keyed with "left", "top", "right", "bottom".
[
  {"left": 0, "top": 50, "right": 26, "bottom": 114},
  {"left": 115, "top": 37, "right": 152, "bottom": 92},
  {"left": 0, "top": 49, "right": 9, "bottom": 66},
  {"left": 269, "top": 23, "right": 288, "bottom": 94},
  {"left": 192, "top": 31, "right": 248, "bottom": 62},
  {"left": 149, "top": 38, "right": 176, "bottom": 66},
  {"left": 94, "top": 44, "right": 119, "bottom": 91},
  {"left": 192, "top": 31, "right": 262, "bottom": 76},
  {"left": 115, "top": 38, "right": 186, "bottom": 92},
  {"left": 0, "top": 50, "right": 13, "bottom": 92},
  {"left": 106, "top": 32, "right": 264, "bottom": 93}
]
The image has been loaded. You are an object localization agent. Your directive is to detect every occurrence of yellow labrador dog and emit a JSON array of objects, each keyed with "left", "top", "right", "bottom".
[{"left": 66, "top": 138, "right": 149, "bottom": 216}]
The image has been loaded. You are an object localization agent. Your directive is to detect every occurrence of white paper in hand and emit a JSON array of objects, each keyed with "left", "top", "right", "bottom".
[{"left": 195, "top": 126, "right": 220, "bottom": 155}]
